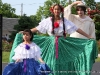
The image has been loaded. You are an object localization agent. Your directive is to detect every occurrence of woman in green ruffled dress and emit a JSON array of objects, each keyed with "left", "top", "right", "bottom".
[{"left": 9, "top": 4, "right": 97, "bottom": 75}]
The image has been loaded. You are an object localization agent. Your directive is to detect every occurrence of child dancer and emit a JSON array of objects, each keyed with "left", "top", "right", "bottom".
[{"left": 3, "top": 29, "right": 52, "bottom": 75}]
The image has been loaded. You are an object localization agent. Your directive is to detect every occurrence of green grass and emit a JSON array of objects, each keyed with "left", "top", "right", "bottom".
[
  {"left": 95, "top": 57, "right": 100, "bottom": 62},
  {"left": 2, "top": 52, "right": 10, "bottom": 63},
  {"left": 2, "top": 52, "right": 100, "bottom": 63}
]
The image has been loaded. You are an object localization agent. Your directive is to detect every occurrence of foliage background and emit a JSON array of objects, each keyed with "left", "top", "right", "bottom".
[{"left": 1, "top": 0, "right": 100, "bottom": 62}]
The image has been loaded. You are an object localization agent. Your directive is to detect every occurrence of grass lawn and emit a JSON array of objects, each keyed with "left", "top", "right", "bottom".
[
  {"left": 2, "top": 52, "right": 10, "bottom": 63},
  {"left": 2, "top": 52, "right": 100, "bottom": 63},
  {"left": 95, "top": 57, "right": 100, "bottom": 62}
]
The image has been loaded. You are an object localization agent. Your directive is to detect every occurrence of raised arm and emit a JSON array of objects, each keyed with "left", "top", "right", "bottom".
[{"left": 64, "top": 1, "right": 82, "bottom": 20}]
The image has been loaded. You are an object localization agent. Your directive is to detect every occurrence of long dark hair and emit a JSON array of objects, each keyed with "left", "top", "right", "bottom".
[{"left": 51, "top": 4, "right": 66, "bottom": 36}]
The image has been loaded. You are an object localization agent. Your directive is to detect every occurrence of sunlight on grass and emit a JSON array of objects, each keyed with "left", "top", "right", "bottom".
[
  {"left": 2, "top": 52, "right": 10, "bottom": 63},
  {"left": 95, "top": 57, "right": 100, "bottom": 62},
  {"left": 2, "top": 52, "right": 100, "bottom": 63}
]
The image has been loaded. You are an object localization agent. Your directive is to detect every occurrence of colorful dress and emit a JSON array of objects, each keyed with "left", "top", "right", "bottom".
[
  {"left": 9, "top": 17, "right": 98, "bottom": 75},
  {"left": 3, "top": 42, "right": 52, "bottom": 75}
]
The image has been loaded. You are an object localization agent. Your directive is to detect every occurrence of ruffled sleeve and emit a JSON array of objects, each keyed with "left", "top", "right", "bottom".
[
  {"left": 34, "top": 44, "right": 42, "bottom": 60},
  {"left": 12, "top": 43, "right": 42, "bottom": 61},
  {"left": 12, "top": 45, "right": 21, "bottom": 61},
  {"left": 64, "top": 5, "right": 75, "bottom": 21},
  {"left": 36, "top": 18, "right": 50, "bottom": 34},
  {"left": 64, "top": 18, "right": 78, "bottom": 34}
]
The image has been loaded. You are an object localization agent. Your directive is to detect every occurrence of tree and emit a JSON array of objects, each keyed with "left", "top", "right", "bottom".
[
  {"left": 14, "top": 14, "right": 35, "bottom": 31},
  {"left": 30, "top": 15, "right": 40, "bottom": 27},
  {"left": 0, "top": 0, "right": 19, "bottom": 18},
  {"left": 87, "top": 2, "right": 100, "bottom": 40},
  {"left": 84, "top": 0, "right": 96, "bottom": 9},
  {"left": 94, "top": 2, "right": 100, "bottom": 40},
  {"left": 0, "top": 0, "right": 3, "bottom": 13},
  {"left": 9, "top": 14, "right": 37, "bottom": 40},
  {"left": 36, "top": 0, "right": 68, "bottom": 20},
  {"left": 35, "top": 6, "right": 44, "bottom": 21},
  {"left": 0, "top": 0, "right": 2, "bottom": 8}
]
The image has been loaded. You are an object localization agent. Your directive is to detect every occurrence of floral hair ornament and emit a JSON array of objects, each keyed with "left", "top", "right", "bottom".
[
  {"left": 25, "top": 44, "right": 30, "bottom": 50},
  {"left": 50, "top": 4, "right": 64, "bottom": 13},
  {"left": 50, "top": 5, "right": 54, "bottom": 13}
]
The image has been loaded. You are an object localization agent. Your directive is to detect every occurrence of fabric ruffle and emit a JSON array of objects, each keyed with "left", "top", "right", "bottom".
[
  {"left": 3, "top": 59, "right": 52, "bottom": 75},
  {"left": 10, "top": 33, "right": 98, "bottom": 75},
  {"left": 36, "top": 17, "right": 78, "bottom": 36},
  {"left": 12, "top": 42, "right": 41, "bottom": 61}
]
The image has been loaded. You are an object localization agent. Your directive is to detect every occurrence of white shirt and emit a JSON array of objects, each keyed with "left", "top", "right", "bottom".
[
  {"left": 12, "top": 42, "right": 41, "bottom": 61},
  {"left": 64, "top": 5, "right": 96, "bottom": 39},
  {"left": 36, "top": 17, "right": 78, "bottom": 36}
]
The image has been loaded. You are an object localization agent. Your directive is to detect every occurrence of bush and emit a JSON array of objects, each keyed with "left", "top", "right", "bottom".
[
  {"left": 87, "top": 4, "right": 100, "bottom": 40},
  {"left": 98, "top": 40, "right": 100, "bottom": 53},
  {"left": 2, "top": 40, "right": 12, "bottom": 52}
]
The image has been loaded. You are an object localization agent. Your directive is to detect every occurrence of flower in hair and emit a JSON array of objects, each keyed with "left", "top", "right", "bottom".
[
  {"left": 50, "top": 6, "right": 53, "bottom": 13},
  {"left": 25, "top": 44, "right": 30, "bottom": 50},
  {"left": 49, "top": 4, "right": 64, "bottom": 13},
  {"left": 54, "top": 22, "right": 59, "bottom": 28}
]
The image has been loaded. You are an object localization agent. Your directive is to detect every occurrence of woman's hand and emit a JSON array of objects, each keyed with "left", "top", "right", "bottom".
[
  {"left": 88, "top": 36, "right": 94, "bottom": 39},
  {"left": 18, "top": 31, "right": 23, "bottom": 34},
  {"left": 15, "top": 59, "right": 20, "bottom": 63},
  {"left": 39, "top": 58, "right": 45, "bottom": 64}
]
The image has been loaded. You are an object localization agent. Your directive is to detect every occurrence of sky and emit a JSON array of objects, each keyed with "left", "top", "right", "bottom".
[{"left": 2, "top": 0, "right": 100, "bottom": 16}]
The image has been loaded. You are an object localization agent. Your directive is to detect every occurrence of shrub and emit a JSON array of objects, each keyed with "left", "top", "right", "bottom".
[
  {"left": 87, "top": 4, "right": 100, "bottom": 40},
  {"left": 2, "top": 40, "right": 12, "bottom": 52}
]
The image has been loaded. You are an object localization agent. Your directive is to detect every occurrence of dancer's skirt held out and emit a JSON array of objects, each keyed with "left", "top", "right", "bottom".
[
  {"left": 3, "top": 58, "right": 52, "bottom": 75},
  {"left": 9, "top": 33, "right": 98, "bottom": 75}
]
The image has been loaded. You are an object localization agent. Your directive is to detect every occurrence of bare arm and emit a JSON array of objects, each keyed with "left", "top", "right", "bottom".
[
  {"left": 15, "top": 59, "right": 20, "bottom": 63},
  {"left": 64, "top": 1, "right": 82, "bottom": 21},
  {"left": 30, "top": 27, "right": 38, "bottom": 33},
  {"left": 76, "top": 28, "right": 92, "bottom": 39}
]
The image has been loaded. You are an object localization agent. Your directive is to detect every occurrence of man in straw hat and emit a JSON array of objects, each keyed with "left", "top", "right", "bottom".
[{"left": 64, "top": 1, "right": 96, "bottom": 39}]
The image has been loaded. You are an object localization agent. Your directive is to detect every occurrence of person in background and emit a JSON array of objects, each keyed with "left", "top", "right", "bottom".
[{"left": 64, "top": 1, "right": 96, "bottom": 39}]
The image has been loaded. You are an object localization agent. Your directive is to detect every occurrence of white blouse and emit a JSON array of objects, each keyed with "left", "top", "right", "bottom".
[
  {"left": 36, "top": 17, "right": 78, "bottom": 36},
  {"left": 64, "top": 5, "right": 96, "bottom": 39},
  {"left": 12, "top": 42, "right": 41, "bottom": 61}
]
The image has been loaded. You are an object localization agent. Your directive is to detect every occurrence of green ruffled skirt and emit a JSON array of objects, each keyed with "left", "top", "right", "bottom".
[{"left": 9, "top": 33, "right": 98, "bottom": 75}]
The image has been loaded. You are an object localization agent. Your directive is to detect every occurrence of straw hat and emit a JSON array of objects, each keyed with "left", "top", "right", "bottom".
[{"left": 76, "top": 2, "right": 87, "bottom": 8}]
